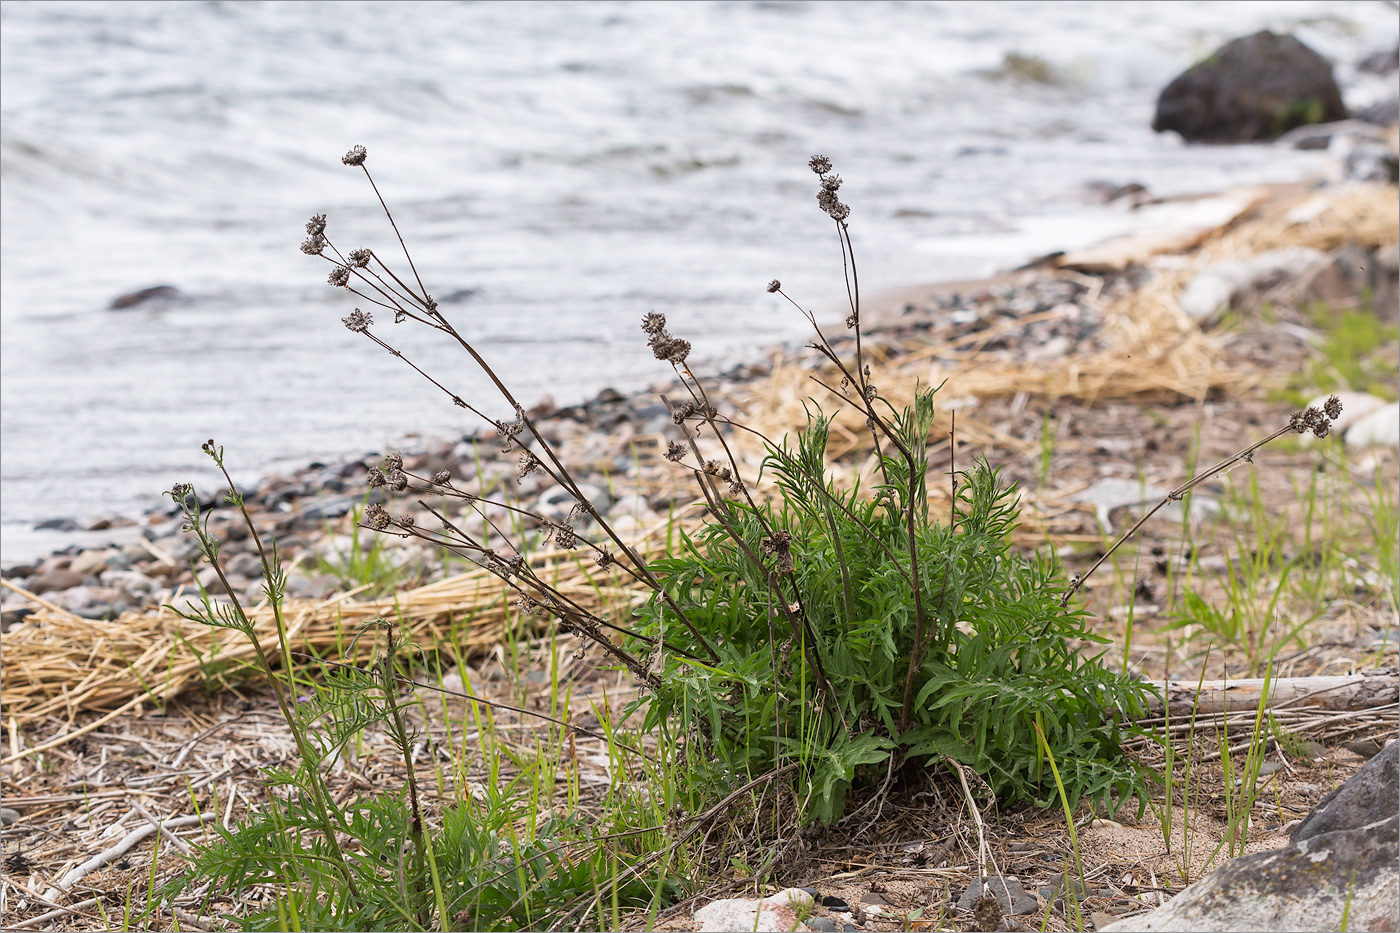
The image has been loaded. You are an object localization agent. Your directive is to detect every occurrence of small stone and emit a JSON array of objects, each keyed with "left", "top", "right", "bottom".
[
  {"left": 27, "top": 570, "right": 84, "bottom": 594},
  {"left": 0, "top": 808, "right": 19, "bottom": 825},
  {"left": 807, "top": 919, "right": 839, "bottom": 932},
  {"left": 70, "top": 549, "right": 114, "bottom": 576}
]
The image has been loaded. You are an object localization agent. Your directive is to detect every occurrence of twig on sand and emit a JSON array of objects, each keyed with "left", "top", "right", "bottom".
[{"left": 42, "top": 813, "right": 210, "bottom": 902}]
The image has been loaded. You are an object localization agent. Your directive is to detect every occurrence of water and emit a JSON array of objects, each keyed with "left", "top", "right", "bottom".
[{"left": 2, "top": 0, "right": 1395, "bottom": 555}]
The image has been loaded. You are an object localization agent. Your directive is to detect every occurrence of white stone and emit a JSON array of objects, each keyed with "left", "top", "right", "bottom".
[
  {"left": 1177, "top": 248, "right": 1329, "bottom": 323},
  {"left": 694, "top": 888, "right": 815, "bottom": 932},
  {"left": 1345, "top": 402, "right": 1399, "bottom": 448}
]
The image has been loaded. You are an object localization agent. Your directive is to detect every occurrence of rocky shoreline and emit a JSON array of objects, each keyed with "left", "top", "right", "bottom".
[{"left": 3, "top": 202, "right": 1398, "bottom": 634}]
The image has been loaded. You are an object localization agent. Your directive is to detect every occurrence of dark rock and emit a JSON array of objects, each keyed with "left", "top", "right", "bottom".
[
  {"left": 806, "top": 919, "right": 839, "bottom": 933},
  {"left": 109, "top": 285, "right": 182, "bottom": 310},
  {"left": 594, "top": 387, "right": 625, "bottom": 405},
  {"left": 1, "top": 608, "right": 35, "bottom": 632},
  {"left": 1, "top": 564, "right": 37, "bottom": 579},
  {"left": 958, "top": 876, "right": 1038, "bottom": 915},
  {"left": 1344, "top": 738, "right": 1388, "bottom": 759},
  {"left": 819, "top": 895, "right": 850, "bottom": 912},
  {"left": 1152, "top": 32, "right": 1347, "bottom": 143},
  {"left": 34, "top": 517, "right": 79, "bottom": 532},
  {"left": 1292, "top": 739, "right": 1397, "bottom": 841},
  {"left": 1358, "top": 46, "right": 1399, "bottom": 76},
  {"left": 28, "top": 570, "right": 84, "bottom": 594}
]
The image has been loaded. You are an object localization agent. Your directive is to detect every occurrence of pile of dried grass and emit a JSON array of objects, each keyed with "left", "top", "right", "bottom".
[{"left": 0, "top": 534, "right": 655, "bottom": 742}]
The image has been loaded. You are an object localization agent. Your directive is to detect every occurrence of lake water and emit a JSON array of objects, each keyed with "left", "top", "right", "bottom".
[{"left": 1, "top": 0, "right": 1395, "bottom": 556}]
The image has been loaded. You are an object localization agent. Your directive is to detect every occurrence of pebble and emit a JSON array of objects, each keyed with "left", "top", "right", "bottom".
[{"left": 27, "top": 570, "right": 84, "bottom": 594}]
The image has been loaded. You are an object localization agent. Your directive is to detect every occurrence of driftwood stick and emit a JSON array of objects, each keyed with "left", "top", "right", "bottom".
[
  {"left": 1146, "top": 672, "right": 1397, "bottom": 716},
  {"left": 41, "top": 813, "right": 209, "bottom": 902}
]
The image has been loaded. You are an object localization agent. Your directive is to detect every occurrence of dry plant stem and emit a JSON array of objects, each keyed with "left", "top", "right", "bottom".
[
  {"left": 8, "top": 897, "right": 105, "bottom": 932},
  {"left": 947, "top": 758, "right": 1002, "bottom": 885},
  {"left": 43, "top": 814, "right": 210, "bottom": 901},
  {"left": 1056, "top": 420, "right": 1310, "bottom": 616},
  {"left": 559, "top": 762, "right": 803, "bottom": 931},
  {"left": 195, "top": 457, "right": 361, "bottom": 897},
  {"left": 665, "top": 395, "right": 845, "bottom": 723},
  {"left": 357, "top": 164, "right": 429, "bottom": 300},
  {"left": 335, "top": 184, "right": 719, "bottom": 663}
]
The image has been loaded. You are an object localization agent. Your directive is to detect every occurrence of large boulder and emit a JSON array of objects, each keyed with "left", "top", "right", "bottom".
[
  {"left": 1153, "top": 32, "right": 1347, "bottom": 143},
  {"left": 1102, "top": 742, "right": 1399, "bottom": 932}
]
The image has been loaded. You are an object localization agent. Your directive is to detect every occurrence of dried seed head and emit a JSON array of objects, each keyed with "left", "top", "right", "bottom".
[
  {"left": 553, "top": 524, "right": 577, "bottom": 550},
  {"left": 300, "top": 234, "right": 326, "bottom": 255},
  {"left": 518, "top": 450, "right": 541, "bottom": 482},
  {"left": 306, "top": 213, "right": 328, "bottom": 236},
  {"left": 671, "top": 401, "right": 697, "bottom": 425},
  {"left": 341, "top": 144, "right": 368, "bottom": 166},
  {"left": 1312, "top": 421, "right": 1330, "bottom": 439},
  {"left": 1324, "top": 394, "right": 1343, "bottom": 420},
  {"left": 827, "top": 201, "right": 851, "bottom": 222},
  {"left": 766, "top": 279, "right": 781, "bottom": 293},
  {"left": 727, "top": 478, "right": 745, "bottom": 497},
  {"left": 664, "top": 440, "right": 687, "bottom": 462},
  {"left": 342, "top": 308, "right": 372, "bottom": 333},
  {"left": 820, "top": 174, "right": 842, "bottom": 192},
  {"left": 649, "top": 333, "right": 691, "bottom": 364},
  {"left": 514, "top": 594, "right": 538, "bottom": 615},
  {"left": 367, "top": 467, "right": 387, "bottom": 488},
  {"left": 846, "top": 312, "right": 858, "bottom": 329},
  {"left": 641, "top": 311, "right": 667, "bottom": 336},
  {"left": 1289, "top": 410, "right": 1307, "bottom": 433},
  {"left": 365, "top": 503, "right": 391, "bottom": 530},
  {"left": 432, "top": 470, "right": 450, "bottom": 486},
  {"left": 387, "top": 469, "right": 408, "bottom": 492},
  {"left": 328, "top": 265, "right": 351, "bottom": 287},
  {"left": 384, "top": 452, "right": 403, "bottom": 471},
  {"left": 595, "top": 547, "right": 614, "bottom": 568},
  {"left": 808, "top": 155, "right": 832, "bottom": 175},
  {"left": 398, "top": 513, "right": 415, "bottom": 529},
  {"left": 863, "top": 384, "right": 878, "bottom": 402},
  {"left": 347, "top": 248, "right": 372, "bottom": 268}
]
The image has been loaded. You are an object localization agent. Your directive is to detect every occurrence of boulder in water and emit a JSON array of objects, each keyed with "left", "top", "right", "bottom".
[
  {"left": 1153, "top": 32, "right": 1347, "bottom": 143},
  {"left": 109, "top": 285, "right": 182, "bottom": 310}
]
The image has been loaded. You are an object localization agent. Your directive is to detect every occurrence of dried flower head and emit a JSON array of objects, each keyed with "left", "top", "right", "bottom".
[
  {"left": 398, "top": 513, "right": 415, "bottom": 529},
  {"left": 367, "top": 466, "right": 387, "bottom": 488},
  {"left": 553, "top": 524, "right": 577, "bottom": 550},
  {"left": 306, "top": 213, "right": 328, "bottom": 236},
  {"left": 761, "top": 531, "right": 795, "bottom": 575},
  {"left": 820, "top": 174, "right": 842, "bottom": 193},
  {"left": 1324, "top": 394, "right": 1343, "bottom": 420},
  {"left": 664, "top": 440, "right": 687, "bottom": 462},
  {"left": 650, "top": 333, "right": 691, "bottom": 364},
  {"left": 518, "top": 450, "right": 541, "bottom": 481},
  {"left": 863, "top": 383, "right": 878, "bottom": 402},
  {"left": 641, "top": 311, "right": 667, "bottom": 336},
  {"left": 300, "top": 234, "right": 326, "bottom": 255},
  {"left": 365, "top": 503, "right": 391, "bottom": 530},
  {"left": 384, "top": 452, "right": 403, "bottom": 471},
  {"left": 595, "top": 547, "right": 614, "bottom": 568},
  {"left": 432, "top": 470, "right": 450, "bottom": 486},
  {"left": 808, "top": 155, "right": 832, "bottom": 175},
  {"left": 827, "top": 201, "right": 851, "bottom": 222},
  {"left": 846, "top": 312, "right": 858, "bottom": 329},
  {"left": 1312, "top": 421, "right": 1330, "bottom": 439},
  {"left": 387, "top": 469, "right": 409, "bottom": 492},
  {"left": 347, "top": 248, "right": 372, "bottom": 268},
  {"left": 341, "top": 144, "right": 368, "bottom": 167},
  {"left": 766, "top": 279, "right": 781, "bottom": 293},
  {"left": 727, "top": 478, "right": 745, "bottom": 497},
  {"left": 671, "top": 401, "right": 697, "bottom": 425},
  {"left": 342, "top": 308, "right": 372, "bottom": 333},
  {"left": 328, "top": 265, "right": 351, "bottom": 287},
  {"left": 514, "top": 594, "right": 538, "bottom": 615},
  {"left": 168, "top": 482, "right": 194, "bottom": 503}
]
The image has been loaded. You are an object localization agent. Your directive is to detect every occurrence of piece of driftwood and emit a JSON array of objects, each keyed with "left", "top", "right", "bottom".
[{"left": 1148, "top": 671, "right": 1398, "bottom": 716}]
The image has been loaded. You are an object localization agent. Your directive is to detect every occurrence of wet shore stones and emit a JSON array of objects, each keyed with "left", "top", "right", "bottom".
[{"left": 1153, "top": 31, "right": 1347, "bottom": 143}]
